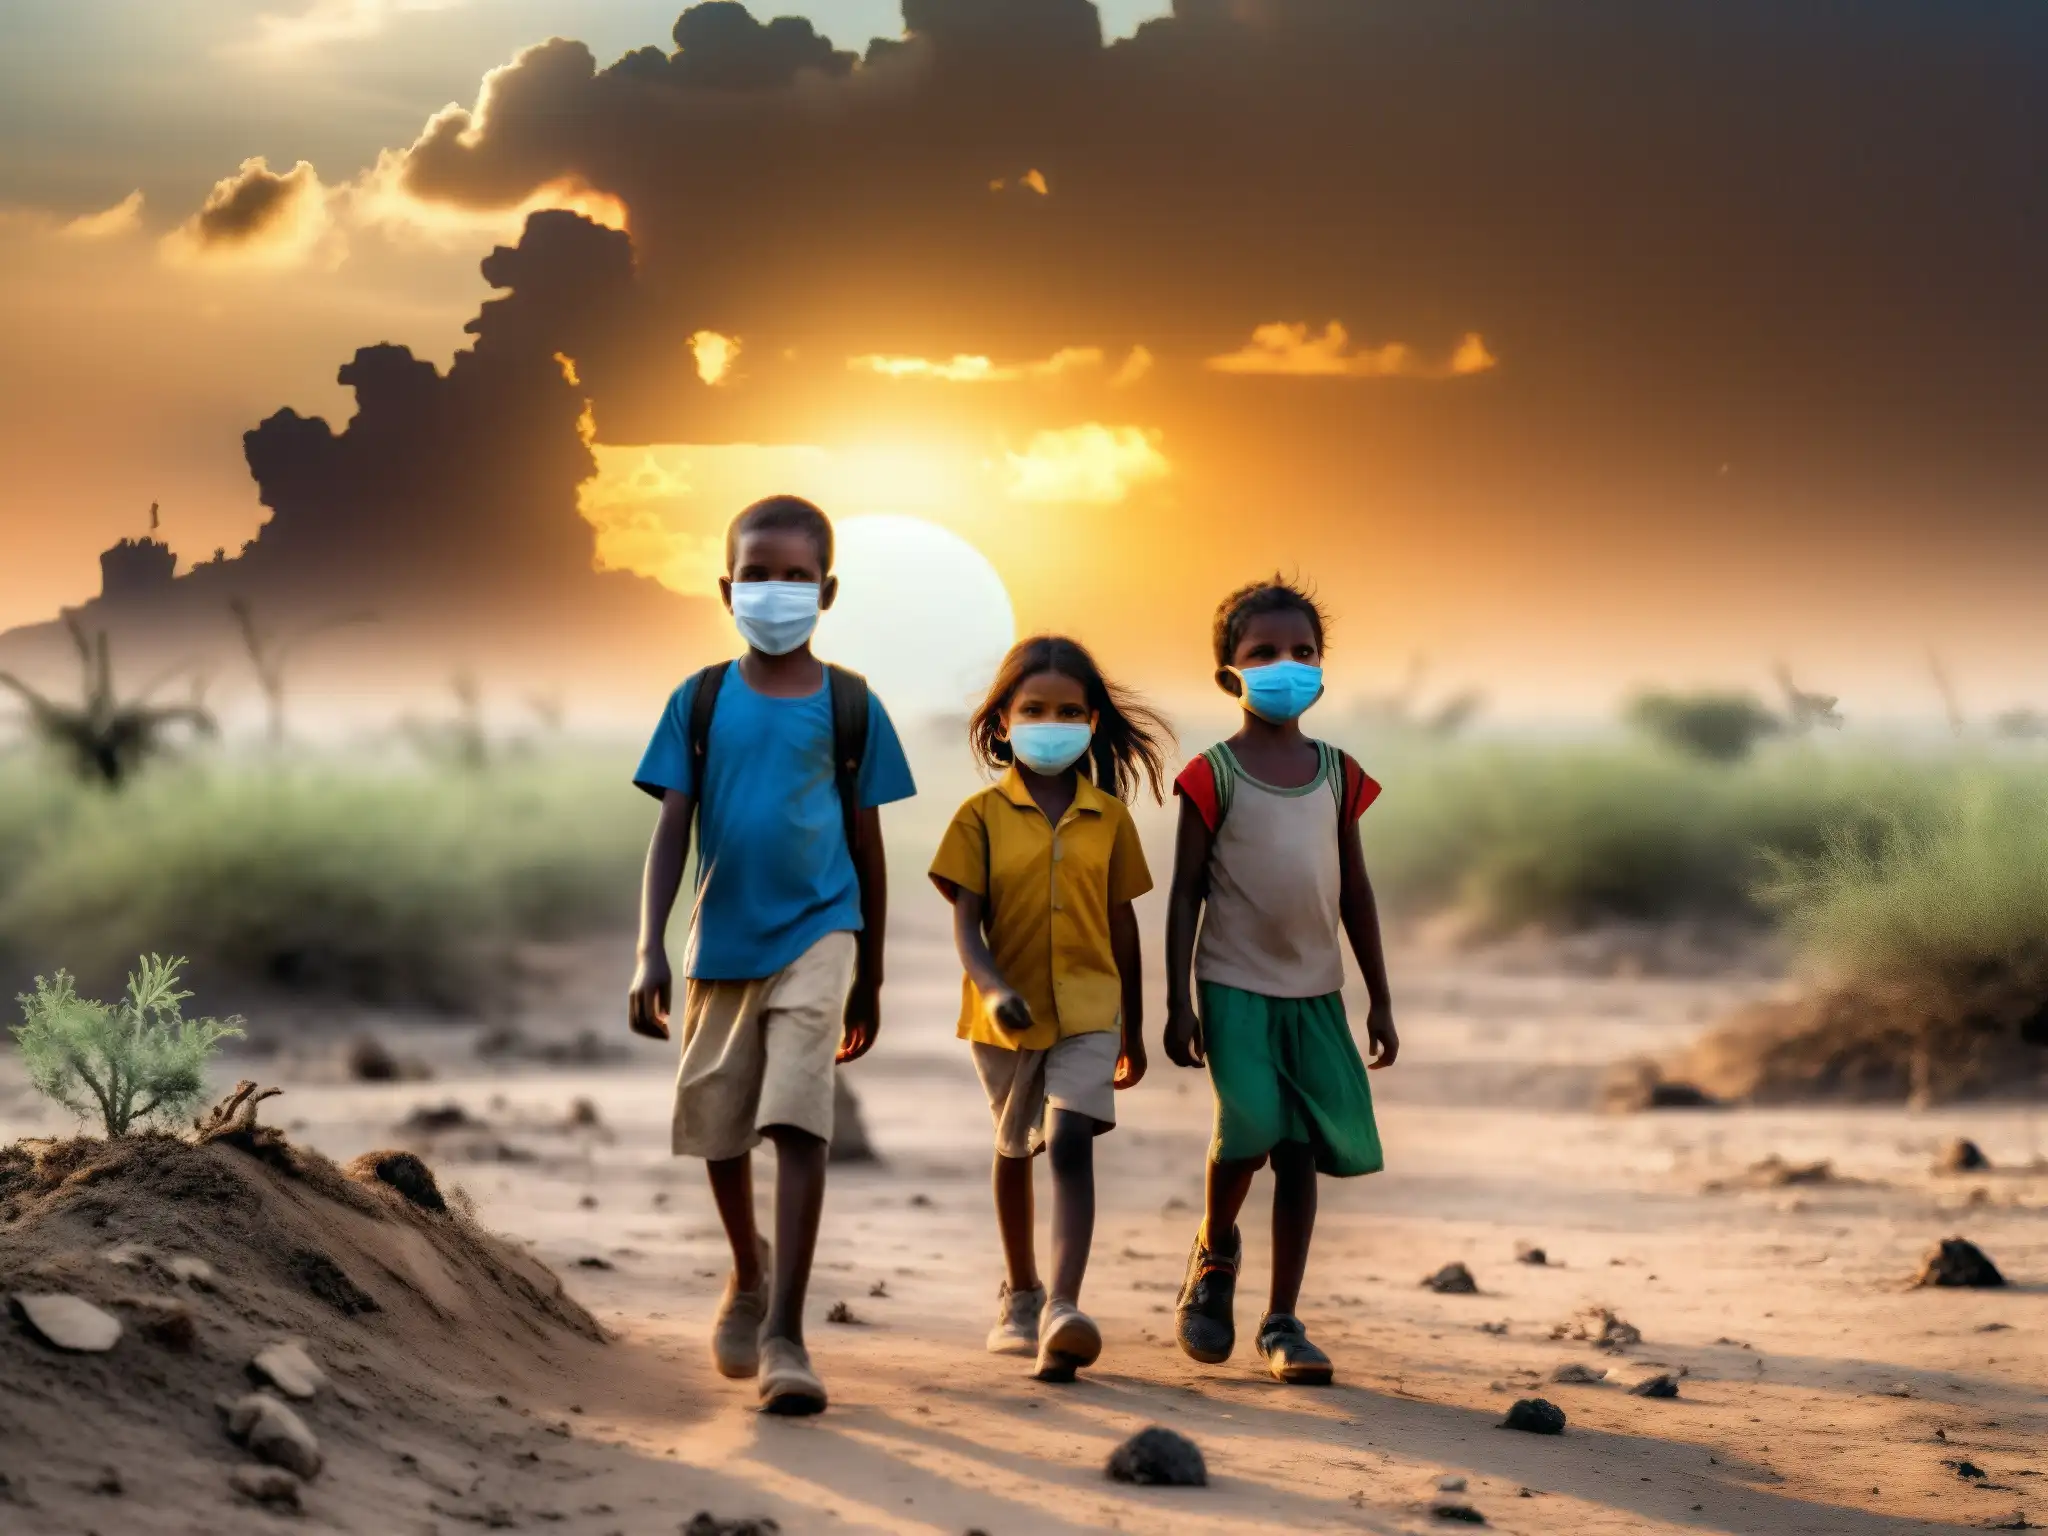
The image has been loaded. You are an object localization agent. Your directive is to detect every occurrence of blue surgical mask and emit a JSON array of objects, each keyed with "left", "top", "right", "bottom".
[
  {"left": 729, "top": 580, "right": 820, "bottom": 656},
  {"left": 1008, "top": 721, "right": 1093, "bottom": 776},
  {"left": 1231, "top": 660, "right": 1324, "bottom": 723}
]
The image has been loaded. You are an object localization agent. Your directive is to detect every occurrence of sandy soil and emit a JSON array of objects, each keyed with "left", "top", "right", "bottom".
[{"left": 1, "top": 915, "right": 2043, "bottom": 1535}]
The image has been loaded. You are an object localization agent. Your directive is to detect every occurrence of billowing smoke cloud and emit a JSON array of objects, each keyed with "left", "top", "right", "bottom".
[{"left": 162, "top": 157, "right": 335, "bottom": 269}]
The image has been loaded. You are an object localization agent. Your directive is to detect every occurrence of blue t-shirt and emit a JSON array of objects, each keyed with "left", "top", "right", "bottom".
[{"left": 633, "top": 667, "right": 917, "bottom": 981}]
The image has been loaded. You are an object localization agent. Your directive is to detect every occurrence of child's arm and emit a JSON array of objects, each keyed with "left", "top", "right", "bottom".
[
  {"left": 1163, "top": 795, "right": 1214, "bottom": 1068},
  {"left": 942, "top": 887, "right": 1034, "bottom": 1035},
  {"left": 1110, "top": 899, "right": 1146, "bottom": 1088},
  {"left": 840, "top": 806, "right": 888, "bottom": 1062},
  {"left": 628, "top": 790, "right": 695, "bottom": 1041},
  {"left": 1337, "top": 813, "right": 1399, "bottom": 1068}
]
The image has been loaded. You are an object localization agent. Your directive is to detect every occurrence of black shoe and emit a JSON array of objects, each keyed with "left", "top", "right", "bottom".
[
  {"left": 1256, "top": 1312, "right": 1333, "bottom": 1385},
  {"left": 1174, "top": 1226, "right": 1240, "bottom": 1364}
]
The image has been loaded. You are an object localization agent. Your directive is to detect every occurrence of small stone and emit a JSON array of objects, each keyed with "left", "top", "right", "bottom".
[
  {"left": 573, "top": 1256, "right": 613, "bottom": 1271},
  {"left": 1916, "top": 1238, "right": 2004, "bottom": 1288},
  {"left": 166, "top": 1255, "right": 215, "bottom": 1289},
  {"left": 1501, "top": 1398, "right": 1567, "bottom": 1435},
  {"left": 1627, "top": 1373, "right": 1680, "bottom": 1398},
  {"left": 1106, "top": 1426, "right": 1208, "bottom": 1486},
  {"left": 682, "top": 1515, "right": 783, "bottom": 1536},
  {"left": 229, "top": 1466, "right": 303, "bottom": 1509},
  {"left": 1423, "top": 1263, "right": 1479, "bottom": 1295},
  {"left": 825, "top": 1301, "right": 862, "bottom": 1325},
  {"left": 1436, "top": 1474, "right": 1469, "bottom": 1492},
  {"left": 1514, "top": 1243, "right": 1548, "bottom": 1266},
  {"left": 1939, "top": 1139, "right": 1992, "bottom": 1174},
  {"left": 578, "top": 1194, "right": 598, "bottom": 1210},
  {"left": 101, "top": 1242, "right": 152, "bottom": 1268},
  {"left": 1549, "top": 1362, "right": 1606, "bottom": 1385},
  {"left": 1946, "top": 1460, "right": 1988, "bottom": 1481},
  {"left": 10, "top": 1293, "right": 122, "bottom": 1353},
  {"left": 251, "top": 1340, "right": 328, "bottom": 1401},
  {"left": 345, "top": 1150, "right": 446, "bottom": 1213},
  {"left": 1430, "top": 1500, "right": 1487, "bottom": 1524},
  {"left": 224, "top": 1393, "right": 323, "bottom": 1480}
]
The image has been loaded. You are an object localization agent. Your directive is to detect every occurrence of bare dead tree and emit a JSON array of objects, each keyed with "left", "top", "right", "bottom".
[{"left": 228, "top": 598, "right": 375, "bottom": 747}]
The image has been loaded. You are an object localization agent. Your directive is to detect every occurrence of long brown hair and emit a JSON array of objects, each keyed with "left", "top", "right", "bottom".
[{"left": 969, "top": 635, "right": 1174, "bottom": 804}]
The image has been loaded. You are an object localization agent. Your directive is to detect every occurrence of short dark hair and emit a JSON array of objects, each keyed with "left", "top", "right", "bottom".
[
  {"left": 726, "top": 494, "right": 834, "bottom": 574},
  {"left": 1212, "top": 575, "right": 1328, "bottom": 666},
  {"left": 969, "top": 634, "right": 1174, "bottom": 803}
]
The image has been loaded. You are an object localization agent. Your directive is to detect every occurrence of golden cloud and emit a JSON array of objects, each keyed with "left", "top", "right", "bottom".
[
  {"left": 246, "top": 0, "right": 466, "bottom": 54},
  {"left": 349, "top": 150, "right": 627, "bottom": 248},
  {"left": 848, "top": 345, "right": 1108, "bottom": 383},
  {"left": 1110, "top": 345, "right": 1154, "bottom": 388},
  {"left": 1005, "top": 424, "right": 1170, "bottom": 505},
  {"left": 60, "top": 192, "right": 144, "bottom": 241},
  {"left": 689, "top": 331, "right": 740, "bottom": 386},
  {"left": 160, "top": 158, "right": 337, "bottom": 271},
  {"left": 1207, "top": 321, "right": 1497, "bottom": 379}
]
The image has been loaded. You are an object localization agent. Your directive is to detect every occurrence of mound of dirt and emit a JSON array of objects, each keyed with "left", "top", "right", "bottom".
[
  {"left": 1654, "top": 967, "right": 2048, "bottom": 1105},
  {"left": 0, "top": 1120, "right": 602, "bottom": 1532}
]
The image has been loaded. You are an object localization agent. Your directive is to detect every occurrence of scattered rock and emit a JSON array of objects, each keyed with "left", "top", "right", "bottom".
[
  {"left": 250, "top": 1341, "right": 328, "bottom": 1401},
  {"left": 167, "top": 1255, "right": 215, "bottom": 1289},
  {"left": 1107, "top": 1426, "right": 1208, "bottom": 1486},
  {"left": 1627, "top": 1373, "right": 1680, "bottom": 1398},
  {"left": 347, "top": 1034, "right": 413, "bottom": 1082},
  {"left": 397, "top": 1103, "right": 482, "bottom": 1136},
  {"left": 10, "top": 1293, "right": 122, "bottom": 1353},
  {"left": 344, "top": 1149, "right": 447, "bottom": 1213},
  {"left": 829, "top": 1075, "right": 878, "bottom": 1164},
  {"left": 128, "top": 1297, "right": 196, "bottom": 1350},
  {"left": 223, "top": 1393, "right": 323, "bottom": 1480},
  {"left": 1603, "top": 1061, "right": 1723, "bottom": 1112},
  {"left": 1553, "top": 1307, "right": 1640, "bottom": 1351},
  {"left": 1437, "top": 1475, "right": 1469, "bottom": 1493},
  {"left": 1939, "top": 1139, "right": 1992, "bottom": 1174},
  {"left": 1703, "top": 1155, "right": 1845, "bottom": 1192},
  {"left": 577, "top": 1194, "right": 598, "bottom": 1210},
  {"left": 565, "top": 1097, "right": 603, "bottom": 1130},
  {"left": 1982, "top": 1512, "right": 2033, "bottom": 1530},
  {"left": 1477, "top": 1320, "right": 1508, "bottom": 1335},
  {"left": 475, "top": 1025, "right": 629, "bottom": 1067},
  {"left": 1430, "top": 1499, "right": 1487, "bottom": 1524},
  {"left": 1514, "top": 1243, "right": 1549, "bottom": 1266},
  {"left": 1916, "top": 1238, "right": 2005, "bottom": 1289},
  {"left": 1549, "top": 1362, "right": 1607, "bottom": 1385},
  {"left": 1947, "top": 1460, "right": 1988, "bottom": 1481},
  {"left": 909, "top": 1193, "right": 933, "bottom": 1209},
  {"left": 1423, "top": 1262, "right": 1479, "bottom": 1295},
  {"left": 101, "top": 1241, "right": 151, "bottom": 1269},
  {"left": 868, "top": 1280, "right": 889, "bottom": 1299},
  {"left": 290, "top": 1249, "right": 379, "bottom": 1315},
  {"left": 682, "top": 1515, "right": 782, "bottom": 1536},
  {"left": 825, "top": 1301, "right": 862, "bottom": 1325},
  {"left": 229, "top": 1465, "right": 303, "bottom": 1510},
  {"left": 1501, "top": 1398, "right": 1567, "bottom": 1435},
  {"left": 573, "top": 1256, "right": 613, "bottom": 1271}
]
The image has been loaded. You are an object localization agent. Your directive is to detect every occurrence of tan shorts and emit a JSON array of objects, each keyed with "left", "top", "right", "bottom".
[
  {"left": 972, "top": 1030, "right": 1120, "bottom": 1160},
  {"left": 673, "top": 931, "right": 856, "bottom": 1162}
]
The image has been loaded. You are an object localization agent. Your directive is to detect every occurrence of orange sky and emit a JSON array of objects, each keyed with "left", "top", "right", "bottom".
[{"left": 2, "top": 2, "right": 2045, "bottom": 720}]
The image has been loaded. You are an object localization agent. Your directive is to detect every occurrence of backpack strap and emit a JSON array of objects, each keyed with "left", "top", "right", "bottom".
[
  {"left": 826, "top": 663, "right": 870, "bottom": 855},
  {"left": 1319, "top": 740, "right": 1345, "bottom": 825},
  {"left": 685, "top": 661, "right": 732, "bottom": 824},
  {"left": 1200, "top": 744, "right": 1239, "bottom": 830}
]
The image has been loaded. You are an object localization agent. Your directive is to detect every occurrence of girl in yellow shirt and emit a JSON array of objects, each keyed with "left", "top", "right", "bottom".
[{"left": 929, "top": 635, "right": 1171, "bottom": 1381}]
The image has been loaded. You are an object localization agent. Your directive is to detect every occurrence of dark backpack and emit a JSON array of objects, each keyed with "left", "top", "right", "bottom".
[{"left": 685, "top": 660, "right": 871, "bottom": 855}]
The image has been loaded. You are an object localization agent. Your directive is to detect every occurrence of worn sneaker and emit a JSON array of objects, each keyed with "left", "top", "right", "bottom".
[
  {"left": 1034, "top": 1298, "right": 1103, "bottom": 1383},
  {"left": 710, "top": 1236, "right": 770, "bottom": 1379},
  {"left": 1174, "top": 1226, "right": 1240, "bottom": 1365},
  {"left": 758, "top": 1336, "right": 828, "bottom": 1415},
  {"left": 1256, "top": 1312, "right": 1333, "bottom": 1385},
  {"left": 986, "top": 1281, "right": 1046, "bottom": 1356}
]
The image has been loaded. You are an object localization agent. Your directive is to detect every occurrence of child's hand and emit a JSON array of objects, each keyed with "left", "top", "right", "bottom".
[
  {"left": 1114, "top": 1033, "right": 1147, "bottom": 1090},
  {"left": 628, "top": 949, "right": 672, "bottom": 1041},
  {"left": 983, "top": 988, "right": 1035, "bottom": 1036},
  {"left": 838, "top": 977, "right": 882, "bottom": 1062},
  {"left": 1163, "top": 1001, "right": 1205, "bottom": 1068},
  {"left": 1366, "top": 1001, "right": 1400, "bottom": 1069}
]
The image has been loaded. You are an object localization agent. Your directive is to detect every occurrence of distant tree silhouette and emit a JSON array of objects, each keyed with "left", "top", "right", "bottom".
[{"left": 0, "top": 618, "right": 215, "bottom": 786}]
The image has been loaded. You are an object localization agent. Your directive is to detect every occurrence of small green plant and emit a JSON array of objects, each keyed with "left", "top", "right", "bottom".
[{"left": 12, "top": 955, "right": 242, "bottom": 1136}]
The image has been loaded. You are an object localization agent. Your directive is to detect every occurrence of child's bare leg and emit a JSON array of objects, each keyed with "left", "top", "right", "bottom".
[
  {"left": 1268, "top": 1141, "right": 1317, "bottom": 1316},
  {"left": 762, "top": 1124, "right": 827, "bottom": 1344},
  {"left": 1203, "top": 1153, "right": 1264, "bottom": 1250},
  {"left": 993, "top": 1153, "right": 1040, "bottom": 1292},
  {"left": 1046, "top": 1110, "right": 1096, "bottom": 1304},
  {"left": 706, "top": 1152, "right": 765, "bottom": 1290}
]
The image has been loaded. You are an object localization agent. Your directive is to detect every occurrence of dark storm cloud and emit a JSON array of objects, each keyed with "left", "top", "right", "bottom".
[{"left": 186, "top": 157, "right": 322, "bottom": 246}]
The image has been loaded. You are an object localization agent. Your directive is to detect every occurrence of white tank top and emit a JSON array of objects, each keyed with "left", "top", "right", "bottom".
[{"left": 1194, "top": 741, "right": 1347, "bottom": 999}]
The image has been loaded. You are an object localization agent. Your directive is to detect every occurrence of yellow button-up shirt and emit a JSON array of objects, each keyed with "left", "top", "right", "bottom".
[{"left": 929, "top": 769, "right": 1153, "bottom": 1051}]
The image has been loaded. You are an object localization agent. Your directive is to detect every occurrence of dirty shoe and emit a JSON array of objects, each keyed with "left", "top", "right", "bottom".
[
  {"left": 710, "top": 1237, "right": 770, "bottom": 1379},
  {"left": 986, "top": 1281, "right": 1045, "bottom": 1356},
  {"left": 1174, "top": 1225, "right": 1239, "bottom": 1364},
  {"left": 1256, "top": 1312, "right": 1333, "bottom": 1385},
  {"left": 1034, "top": 1298, "right": 1102, "bottom": 1383},
  {"left": 758, "top": 1336, "right": 828, "bottom": 1415}
]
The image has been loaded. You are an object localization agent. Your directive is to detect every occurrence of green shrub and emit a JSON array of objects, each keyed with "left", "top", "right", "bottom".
[
  {"left": 13, "top": 955, "right": 242, "bottom": 1135},
  {"left": 1625, "top": 689, "right": 1782, "bottom": 763}
]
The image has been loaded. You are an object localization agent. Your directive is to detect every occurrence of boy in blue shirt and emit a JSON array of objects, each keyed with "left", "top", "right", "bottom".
[{"left": 628, "top": 495, "right": 916, "bottom": 1415}]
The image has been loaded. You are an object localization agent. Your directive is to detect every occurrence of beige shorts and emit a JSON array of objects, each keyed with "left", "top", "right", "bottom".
[
  {"left": 972, "top": 1030, "right": 1120, "bottom": 1160},
  {"left": 673, "top": 931, "right": 856, "bottom": 1162}
]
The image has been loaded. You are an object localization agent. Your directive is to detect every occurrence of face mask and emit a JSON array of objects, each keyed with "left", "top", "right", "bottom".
[
  {"left": 1231, "top": 660, "right": 1324, "bottom": 723},
  {"left": 729, "top": 580, "right": 820, "bottom": 656},
  {"left": 1008, "top": 721, "right": 1093, "bottom": 775}
]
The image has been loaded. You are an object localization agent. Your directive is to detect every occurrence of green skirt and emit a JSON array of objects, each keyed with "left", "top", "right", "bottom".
[{"left": 1199, "top": 981, "right": 1383, "bottom": 1176}]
